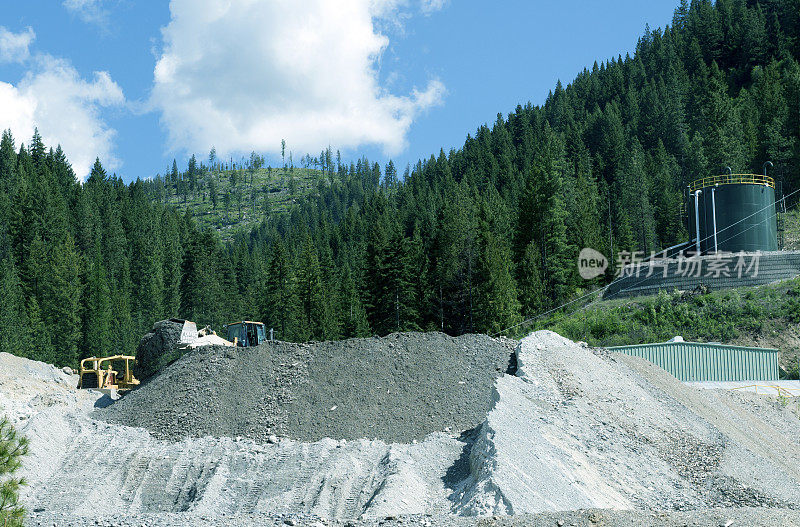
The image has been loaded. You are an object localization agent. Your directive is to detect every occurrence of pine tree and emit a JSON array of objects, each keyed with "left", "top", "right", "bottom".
[
  {"left": 365, "top": 212, "right": 392, "bottom": 332},
  {"left": 366, "top": 207, "right": 419, "bottom": 334},
  {"left": 161, "top": 211, "right": 182, "bottom": 318},
  {"left": 476, "top": 232, "right": 521, "bottom": 334},
  {"left": 0, "top": 258, "right": 29, "bottom": 358},
  {"left": 170, "top": 159, "right": 179, "bottom": 186},
  {"left": 208, "top": 147, "right": 217, "bottom": 172},
  {"left": 317, "top": 241, "right": 341, "bottom": 339},
  {"left": 701, "top": 62, "right": 747, "bottom": 171},
  {"left": 651, "top": 141, "right": 685, "bottom": 248},
  {"left": 83, "top": 245, "right": 113, "bottom": 357},
  {"left": 433, "top": 181, "right": 479, "bottom": 334},
  {"left": 296, "top": 236, "right": 325, "bottom": 340},
  {"left": 262, "top": 238, "right": 300, "bottom": 341},
  {"left": 187, "top": 154, "right": 198, "bottom": 191},
  {"left": 0, "top": 130, "right": 17, "bottom": 192},
  {"left": 22, "top": 296, "right": 50, "bottom": 364},
  {"left": 40, "top": 235, "right": 83, "bottom": 366},
  {"left": 180, "top": 228, "right": 224, "bottom": 329},
  {"left": 618, "top": 138, "right": 656, "bottom": 253},
  {"left": 405, "top": 225, "right": 430, "bottom": 330},
  {"left": 111, "top": 258, "right": 136, "bottom": 357},
  {"left": 518, "top": 241, "right": 545, "bottom": 317},
  {"left": 29, "top": 128, "right": 45, "bottom": 166},
  {"left": 130, "top": 215, "right": 165, "bottom": 335},
  {"left": 339, "top": 265, "right": 370, "bottom": 337},
  {"left": 87, "top": 157, "right": 107, "bottom": 184},
  {"left": 533, "top": 125, "right": 573, "bottom": 307},
  {"left": 0, "top": 417, "right": 28, "bottom": 527},
  {"left": 383, "top": 160, "right": 397, "bottom": 189}
]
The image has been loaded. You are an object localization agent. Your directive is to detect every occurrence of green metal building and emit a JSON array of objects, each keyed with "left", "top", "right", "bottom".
[{"left": 607, "top": 340, "right": 779, "bottom": 382}]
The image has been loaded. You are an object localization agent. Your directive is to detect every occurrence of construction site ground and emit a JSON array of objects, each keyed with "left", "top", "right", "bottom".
[{"left": 2, "top": 331, "right": 800, "bottom": 527}]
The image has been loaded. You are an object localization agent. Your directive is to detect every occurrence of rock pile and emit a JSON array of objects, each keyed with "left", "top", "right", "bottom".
[
  {"left": 11, "top": 331, "right": 800, "bottom": 525},
  {"left": 134, "top": 319, "right": 186, "bottom": 380},
  {"left": 98, "top": 332, "right": 516, "bottom": 443}
]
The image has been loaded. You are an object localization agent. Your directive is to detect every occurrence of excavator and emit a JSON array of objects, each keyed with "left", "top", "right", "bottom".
[{"left": 78, "top": 355, "right": 140, "bottom": 393}]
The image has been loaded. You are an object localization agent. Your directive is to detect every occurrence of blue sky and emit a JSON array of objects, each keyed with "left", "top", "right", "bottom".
[{"left": 0, "top": 0, "right": 678, "bottom": 181}]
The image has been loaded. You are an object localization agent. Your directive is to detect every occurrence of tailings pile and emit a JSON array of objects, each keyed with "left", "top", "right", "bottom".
[{"left": 97, "top": 332, "right": 515, "bottom": 443}]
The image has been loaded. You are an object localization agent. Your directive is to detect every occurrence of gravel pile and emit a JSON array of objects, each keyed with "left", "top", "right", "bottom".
[
  {"left": 25, "top": 508, "right": 800, "bottom": 527},
  {"left": 453, "top": 331, "right": 800, "bottom": 515},
  {"left": 9, "top": 331, "right": 800, "bottom": 524},
  {"left": 97, "top": 332, "right": 515, "bottom": 443}
]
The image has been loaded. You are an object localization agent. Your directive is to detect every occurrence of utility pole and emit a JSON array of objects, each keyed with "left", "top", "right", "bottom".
[{"left": 608, "top": 194, "right": 614, "bottom": 273}]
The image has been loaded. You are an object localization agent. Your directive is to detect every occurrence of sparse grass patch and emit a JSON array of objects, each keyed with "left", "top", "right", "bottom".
[
  {"left": 522, "top": 277, "right": 800, "bottom": 372},
  {"left": 159, "top": 167, "right": 324, "bottom": 242}
]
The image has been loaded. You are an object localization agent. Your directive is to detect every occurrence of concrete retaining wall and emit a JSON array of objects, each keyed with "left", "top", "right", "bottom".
[{"left": 603, "top": 251, "right": 800, "bottom": 300}]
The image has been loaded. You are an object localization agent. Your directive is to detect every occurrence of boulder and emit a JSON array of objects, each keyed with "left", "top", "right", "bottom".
[{"left": 134, "top": 319, "right": 186, "bottom": 380}]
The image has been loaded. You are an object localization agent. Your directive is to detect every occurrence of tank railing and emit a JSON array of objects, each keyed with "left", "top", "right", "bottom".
[{"left": 689, "top": 174, "right": 774, "bottom": 192}]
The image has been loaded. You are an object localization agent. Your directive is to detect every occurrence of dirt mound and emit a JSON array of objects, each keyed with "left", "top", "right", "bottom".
[
  {"left": 452, "top": 331, "right": 800, "bottom": 514},
  {"left": 8, "top": 331, "right": 800, "bottom": 523},
  {"left": 97, "top": 332, "right": 515, "bottom": 443}
]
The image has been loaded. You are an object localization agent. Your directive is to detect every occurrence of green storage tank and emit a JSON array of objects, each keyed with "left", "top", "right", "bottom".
[
  {"left": 687, "top": 174, "right": 778, "bottom": 254},
  {"left": 607, "top": 340, "right": 779, "bottom": 381}
]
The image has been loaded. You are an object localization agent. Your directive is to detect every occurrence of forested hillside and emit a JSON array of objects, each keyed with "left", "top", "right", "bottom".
[
  {"left": 3, "top": 0, "right": 800, "bottom": 368},
  {"left": 142, "top": 151, "right": 328, "bottom": 241},
  {"left": 204, "top": 0, "right": 800, "bottom": 341},
  {"left": 0, "top": 131, "right": 232, "bottom": 366}
]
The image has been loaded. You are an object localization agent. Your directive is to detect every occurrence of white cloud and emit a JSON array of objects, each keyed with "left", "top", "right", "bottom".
[
  {"left": 420, "top": 0, "right": 448, "bottom": 15},
  {"left": 63, "top": 0, "right": 109, "bottom": 26},
  {"left": 0, "top": 27, "right": 35, "bottom": 63},
  {"left": 152, "top": 0, "right": 445, "bottom": 159},
  {"left": 0, "top": 55, "right": 125, "bottom": 180}
]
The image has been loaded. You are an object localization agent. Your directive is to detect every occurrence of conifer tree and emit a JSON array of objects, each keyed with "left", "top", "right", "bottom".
[
  {"left": 170, "top": 159, "right": 179, "bottom": 186},
  {"left": 518, "top": 241, "right": 545, "bottom": 317},
  {"left": 25, "top": 297, "right": 53, "bottom": 364},
  {"left": 0, "top": 417, "right": 28, "bottom": 527},
  {"left": 262, "top": 239, "right": 300, "bottom": 341},
  {"left": 29, "top": 128, "right": 45, "bottom": 166},
  {"left": 40, "top": 235, "right": 83, "bottom": 366},
  {"left": 180, "top": 228, "right": 224, "bottom": 328},
  {"left": 111, "top": 258, "right": 136, "bottom": 356},
  {"left": 339, "top": 265, "right": 371, "bottom": 337},
  {"left": 702, "top": 62, "right": 747, "bottom": 171},
  {"left": 0, "top": 130, "right": 17, "bottom": 192},
  {"left": 476, "top": 232, "right": 521, "bottom": 334},
  {"left": 433, "top": 181, "right": 479, "bottom": 334},
  {"left": 296, "top": 236, "right": 326, "bottom": 340},
  {"left": 87, "top": 157, "right": 107, "bottom": 184},
  {"left": 161, "top": 211, "right": 182, "bottom": 318},
  {"left": 0, "top": 258, "right": 29, "bottom": 358},
  {"left": 130, "top": 216, "right": 165, "bottom": 334},
  {"left": 83, "top": 245, "right": 113, "bottom": 357}
]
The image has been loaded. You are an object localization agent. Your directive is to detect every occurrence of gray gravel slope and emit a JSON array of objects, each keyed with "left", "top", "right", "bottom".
[
  {"left": 97, "top": 332, "right": 515, "bottom": 443},
  {"left": 25, "top": 508, "right": 800, "bottom": 527}
]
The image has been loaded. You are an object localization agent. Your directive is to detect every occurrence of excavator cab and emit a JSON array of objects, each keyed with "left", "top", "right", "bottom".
[
  {"left": 78, "top": 355, "right": 140, "bottom": 392},
  {"left": 225, "top": 321, "right": 267, "bottom": 347}
]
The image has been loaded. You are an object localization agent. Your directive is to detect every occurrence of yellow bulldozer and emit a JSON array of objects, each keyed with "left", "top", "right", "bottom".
[{"left": 78, "top": 355, "right": 140, "bottom": 393}]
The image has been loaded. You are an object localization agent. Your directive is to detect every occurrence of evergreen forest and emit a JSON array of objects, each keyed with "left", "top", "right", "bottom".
[{"left": 2, "top": 0, "right": 800, "bottom": 366}]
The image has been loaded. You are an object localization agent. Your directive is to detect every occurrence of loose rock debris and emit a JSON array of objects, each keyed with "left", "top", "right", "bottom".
[{"left": 4, "top": 331, "right": 800, "bottom": 526}]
